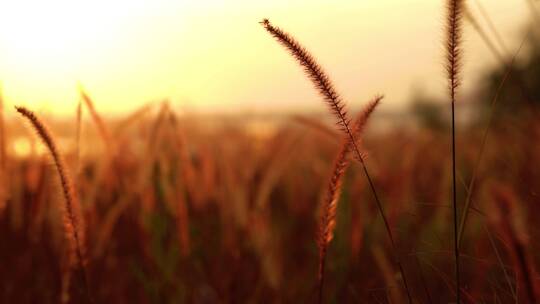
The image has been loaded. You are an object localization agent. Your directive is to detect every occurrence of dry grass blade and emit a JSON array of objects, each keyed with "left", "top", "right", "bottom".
[
  {"left": 457, "top": 33, "right": 529, "bottom": 249},
  {"left": 78, "top": 85, "right": 112, "bottom": 151},
  {"left": 317, "top": 96, "right": 381, "bottom": 303},
  {"left": 465, "top": 5, "right": 535, "bottom": 106},
  {"left": 525, "top": 0, "right": 540, "bottom": 26},
  {"left": 445, "top": 0, "right": 464, "bottom": 302},
  {"left": 488, "top": 186, "right": 539, "bottom": 303},
  {"left": 372, "top": 246, "right": 403, "bottom": 304},
  {"left": 463, "top": 5, "right": 504, "bottom": 63},
  {"left": 292, "top": 115, "right": 340, "bottom": 140},
  {"left": 261, "top": 19, "right": 412, "bottom": 302},
  {"left": 114, "top": 101, "right": 155, "bottom": 136},
  {"left": 148, "top": 100, "right": 170, "bottom": 150},
  {"left": 472, "top": 0, "right": 509, "bottom": 55},
  {"left": 15, "top": 106, "right": 92, "bottom": 303}
]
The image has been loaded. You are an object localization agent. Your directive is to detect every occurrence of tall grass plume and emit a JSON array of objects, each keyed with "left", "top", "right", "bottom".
[
  {"left": 445, "top": 0, "right": 464, "bottom": 302},
  {"left": 15, "top": 106, "right": 92, "bottom": 303},
  {"left": 261, "top": 19, "right": 411, "bottom": 302}
]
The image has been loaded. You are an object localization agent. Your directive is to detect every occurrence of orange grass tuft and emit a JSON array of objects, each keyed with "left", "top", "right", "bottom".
[{"left": 15, "top": 106, "right": 91, "bottom": 303}]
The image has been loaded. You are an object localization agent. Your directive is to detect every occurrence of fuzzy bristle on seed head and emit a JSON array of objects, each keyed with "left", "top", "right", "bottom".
[
  {"left": 350, "top": 95, "right": 382, "bottom": 160},
  {"left": 260, "top": 19, "right": 350, "bottom": 133},
  {"left": 445, "top": 0, "right": 464, "bottom": 102},
  {"left": 15, "top": 106, "right": 84, "bottom": 251}
]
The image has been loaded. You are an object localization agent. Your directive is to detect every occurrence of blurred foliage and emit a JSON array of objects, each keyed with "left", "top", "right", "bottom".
[
  {"left": 410, "top": 25, "right": 540, "bottom": 128},
  {"left": 409, "top": 92, "right": 447, "bottom": 131},
  {"left": 1, "top": 109, "right": 539, "bottom": 302},
  {"left": 478, "top": 27, "right": 540, "bottom": 116}
]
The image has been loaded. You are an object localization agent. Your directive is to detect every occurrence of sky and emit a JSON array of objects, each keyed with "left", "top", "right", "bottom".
[{"left": 0, "top": 0, "right": 534, "bottom": 116}]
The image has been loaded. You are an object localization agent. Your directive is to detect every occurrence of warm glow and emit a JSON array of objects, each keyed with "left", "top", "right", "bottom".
[
  {"left": 12, "top": 137, "right": 46, "bottom": 157},
  {"left": 12, "top": 137, "right": 32, "bottom": 158},
  {"left": 0, "top": 0, "right": 531, "bottom": 116}
]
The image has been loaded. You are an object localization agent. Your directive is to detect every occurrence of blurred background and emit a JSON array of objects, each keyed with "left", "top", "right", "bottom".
[{"left": 1, "top": 0, "right": 540, "bottom": 303}]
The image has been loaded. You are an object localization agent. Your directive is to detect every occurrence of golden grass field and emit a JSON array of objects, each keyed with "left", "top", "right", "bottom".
[{"left": 1, "top": 1, "right": 540, "bottom": 303}]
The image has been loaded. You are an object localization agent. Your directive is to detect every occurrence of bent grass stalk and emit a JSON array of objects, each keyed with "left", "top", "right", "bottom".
[
  {"left": 15, "top": 106, "right": 92, "bottom": 303},
  {"left": 261, "top": 19, "right": 412, "bottom": 303}
]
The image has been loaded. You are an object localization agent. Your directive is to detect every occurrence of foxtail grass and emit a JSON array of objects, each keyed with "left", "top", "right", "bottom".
[
  {"left": 15, "top": 106, "right": 92, "bottom": 303},
  {"left": 75, "top": 99, "right": 82, "bottom": 182},
  {"left": 317, "top": 96, "right": 381, "bottom": 303},
  {"left": 445, "top": 0, "right": 464, "bottom": 302},
  {"left": 261, "top": 19, "right": 412, "bottom": 303}
]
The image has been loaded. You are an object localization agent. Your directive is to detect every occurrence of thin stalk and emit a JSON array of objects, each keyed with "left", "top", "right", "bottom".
[
  {"left": 261, "top": 19, "right": 412, "bottom": 302},
  {"left": 451, "top": 95, "right": 460, "bottom": 304},
  {"left": 445, "top": 0, "right": 464, "bottom": 301},
  {"left": 457, "top": 31, "right": 530, "bottom": 248}
]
